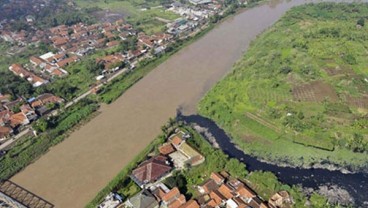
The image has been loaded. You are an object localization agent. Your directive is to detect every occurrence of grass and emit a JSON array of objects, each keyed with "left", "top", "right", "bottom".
[
  {"left": 74, "top": 0, "right": 180, "bottom": 35},
  {"left": 198, "top": 3, "right": 368, "bottom": 172}
]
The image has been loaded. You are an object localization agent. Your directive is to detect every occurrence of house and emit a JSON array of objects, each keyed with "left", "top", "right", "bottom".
[
  {"left": 9, "top": 64, "right": 48, "bottom": 87},
  {"left": 0, "top": 110, "right": 12, "bottom": 126},
  {"left": 179, "top": 200, "right": 200, "bottom": 208},
  {"left": 0, "top": 126, "right": 13, "bottom": 140},
  {"left": 30, "top": 56, "right": 46, "bottom": 67},
  {"left": 125, "top": 190, "right": 159, "bottom": 208},
  {"left": 131, "top": 155, "right": 172, "bottom": 187},
  {"left": 56, "top": 56, "right": 79, "bottom": 68},
  {"left": 30, "top": 93, "right": 64, "bottom": 115},
  {"left": 209, "top": 190, "right": 226, "bottom": 207},
  {"left": 97, "top": 54, "right": 125, "bottom": 72},
  {"left": 9, "top": 112, "right": 29, "bottom": 128},
  {"left": 218, "top": 184, "right": 234, "bottom": 200},
  {"left": 198, "top": 179, "right": 218, "bottom": 194},
  {"left": 161, "top": 187, "right": 186, "bottom": 208},
  {"left": 98, "top": 192, "right": 123, "bottom": 208},
  {"left": 106, "top": 40, "right": 120, "bottom": 48},
  {"left": 210, "top": 172, "right": 225, "bottom": 185},
  {"left": 9, "top": 64, "right": 32, "bottom": 78},
  {"left": 168, "top": 133, "right": 205, "bottom": 168},
  {"left": 20, "top": 104, "right": 38, "bottom": 122},
  {"left": 159, "top": 143, "right": 176, "bottom": 155},
  {"left": 268, "top": 191, "right": 293, "bottom": 208}
]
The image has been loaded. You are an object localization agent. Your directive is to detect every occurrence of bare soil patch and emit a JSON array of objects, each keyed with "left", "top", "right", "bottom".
[
  {"left": 292, "top": 81, "right": 338, "bottom": 102},
  {"left": 347, "top": 95, "right": 368, "bottom": 109}
]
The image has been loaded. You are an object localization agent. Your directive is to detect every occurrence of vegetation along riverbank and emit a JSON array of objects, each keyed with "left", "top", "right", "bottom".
[
  {"left": 198, "top": 3, "right": 368, "bottom": 173},
  {"left": 88, "top": 120, "right": 332, "bottom": 208}
]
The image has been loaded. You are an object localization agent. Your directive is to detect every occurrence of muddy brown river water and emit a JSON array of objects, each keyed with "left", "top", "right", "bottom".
[{"left": 10, "top": 0, "right": 338, "bottom": 207}]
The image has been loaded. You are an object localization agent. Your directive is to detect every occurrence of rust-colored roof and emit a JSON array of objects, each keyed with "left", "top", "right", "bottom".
[
  {"left": 0, "top": 126, "right": 12, "bottom": 138},
  {"left": 200, "top": 179, "right": 218, "bottom": 194},
  {"left": 162, "top": 187, "right": 180, "bottom": 203},
  {"left": 30, "top": 56, "right": 45, "bottom": 65},
  {"left": 131, "top": 155, "right": 172, "bottom": 185},
  {"left": 179, "top": 199, "right": 200, "bottom": 208},
  {"left": 171, "top": 135, "right": 183, "bottom": 146},
  {"left": 206, "top": 199, "right": 217, "bottom": 208},
  {"left": 31, "top": 93, "right": 63, "bottom": 108},
  {"left": 210, "top": 172, "right": 224, "bottom": 185},
  {"left": 56, "top": 56, "right": 78, "bottom": 68},
  {"left": 168, "top": 194, "right": 186, "bottom": 208},
  {"left": 153, "top": 187, "right": 166, "bottom": 200},
  {"left": 9, "top": 64, "right": 31, "bottom": 77},
  {"left": 218, "top": 184, "right": 234, "bottom": 200},
  {"left": 9, "top": 112, "right": 27, "bottom": 128},
  {"left": 159, "top": 143, "right": 176, "bottom": 155},
  {"left": 237, "top": 185, "right": 256, "bottom": 199},
  {"left": 106, "top": 40, "right": 119, "bottom": 47},
  {"left": 209, "top": 190, "right": 225, "bottom": 206}
]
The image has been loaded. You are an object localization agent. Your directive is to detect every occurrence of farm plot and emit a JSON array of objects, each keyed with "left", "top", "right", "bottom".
[{"left": 292, "top": 81, "right": 338, "bottom": 102}]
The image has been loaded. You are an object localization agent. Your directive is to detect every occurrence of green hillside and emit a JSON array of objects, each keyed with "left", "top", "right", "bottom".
[{"left": 198, "top": 3, "right": 368, "bottom": 171}]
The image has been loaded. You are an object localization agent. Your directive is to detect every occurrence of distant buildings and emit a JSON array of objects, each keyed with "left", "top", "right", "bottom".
[
  {"left": 0, "top": 93, "right": 63, "bottom": 140},
  {"left": 9, "top": 64, "right": 48, "bottom": 87}
]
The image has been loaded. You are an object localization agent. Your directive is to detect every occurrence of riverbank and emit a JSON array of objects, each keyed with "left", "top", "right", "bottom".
[
  {"left": 198, "top": 2, "right": 368, "bottom": 173},
  {"left": 89, "top": 121, "right": 334, "bottom": 207},
  {"left": 179, "top": 114, "right": 368, "bottom": 206}
]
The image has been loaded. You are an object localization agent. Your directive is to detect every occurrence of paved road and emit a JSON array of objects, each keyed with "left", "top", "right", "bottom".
[
  {"left": 0, "top": 129, "right": 30, "bottom": 151},
  {"left": 64, "top": 67, "right": 130, "bottom": 109}
]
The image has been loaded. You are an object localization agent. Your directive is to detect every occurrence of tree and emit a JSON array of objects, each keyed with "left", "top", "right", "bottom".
[
  {"left": 33, "top": 118, "right": 49, "bottom": 133},
  {"left": 357, "top": 18, "right": 365, "bottom": 27},
  {"left": 309, "top": 193, "right": 328, "bottom": 208},
  {"left": 225, "top": 158, "right": 248, "bottom": 178}
]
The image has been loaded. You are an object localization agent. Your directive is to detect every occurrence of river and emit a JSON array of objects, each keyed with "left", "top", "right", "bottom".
[
  {"left": 179, "top": 114, "right": 368, "bottom": 207},
  {"left": 10, "top": 0, "right": 367, "bottom": 207}
]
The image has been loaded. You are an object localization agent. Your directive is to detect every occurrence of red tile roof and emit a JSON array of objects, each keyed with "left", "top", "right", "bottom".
[
  {"left": 131, "top": 155, "right": 172, "bottom": 185},
  {"left": 171, "top": 135, "right": 183, "bottom": 146},
  {"left": 30, "top": 56, "right": 45, "bottom": 66},
  {"left": 237, "top": 185, "right": 256, "bottom": 199},
  {"left": 162, "top": 187, "right": 180, "bottom": 203},
  {"left": 9, "top": 64, "right": 31, "bottom": 77},
  {"left": 0, "top": 126, "right": 12, "bottom": 138},
  {"left": 9, "top": 112, "right": 27, "bottom": 128},
  {"left": 210, "top": 172, "right": 224, "bottom": 185},
  {"left": 218, "top": 184, "right": 234, "bottom": 200},
  {"left": 179, "top": 200, "right": 200, "bottom": 208},
  {"left": 159, "top": 143, "right": 176, "bottom": 155},
  {"left": 209, "top": 190, "right": 225, "bottom": 206},
  {"left": 168, "top": 194, "right": 186, "bottom": 208},
  {"left": 200, "top": 179, "right": 218, "bottom": 194}
]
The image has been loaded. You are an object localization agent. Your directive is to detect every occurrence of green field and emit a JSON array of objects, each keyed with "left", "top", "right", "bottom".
[
  {"left": 74, "top": 0, "right": 180, "bottom": 35},
  {"left": 198, "top": 3, "right": 368, "bottom": 171}
]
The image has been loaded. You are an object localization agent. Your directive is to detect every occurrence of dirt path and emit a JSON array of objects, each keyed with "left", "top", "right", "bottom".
[{"left": 10, "top": 1, "right": 306, "bottom": 207}]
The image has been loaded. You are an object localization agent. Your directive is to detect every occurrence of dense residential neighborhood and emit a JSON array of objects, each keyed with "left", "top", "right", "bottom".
[
  {"left": 98, "top": 130, "right": 294, "bottom": 208},
  {"left": 0, "top": 0, "right": 232, "bottom": 154},
  {"left": 0, "top": 92, "right": 63, "bottom": 140}
]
